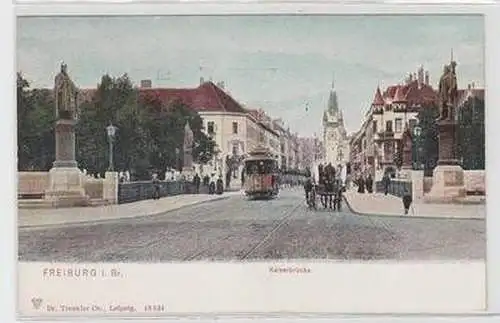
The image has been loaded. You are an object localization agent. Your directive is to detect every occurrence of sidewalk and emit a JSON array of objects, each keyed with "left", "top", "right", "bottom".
[
  {"left": 343, "top": 190, "right": 485, "bottom": 220},
  {"left": 19, "top": 192, "right": 241, "bottom": 229}
]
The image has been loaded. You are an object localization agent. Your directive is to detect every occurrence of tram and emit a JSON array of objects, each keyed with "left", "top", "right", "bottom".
[{"left": 243, "top": 146, "right": 280, "bottom": 199}]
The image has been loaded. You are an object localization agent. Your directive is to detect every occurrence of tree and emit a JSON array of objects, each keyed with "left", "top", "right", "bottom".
[
  {"left": 19, "top": 71, "right": 217, "bottom": 180},
  {"left": 17, "top": 73, "right": 55, "bottom": 171},
  {"left": 417, "top": 105, "right": 439, "bottom": 176},
  {"left": 17, "top": 73, "right": 32, "bottom": 170},
  {"left": 138, "top": 97, "right": 217, "bottom": 179},
  {"left": 457, "top": 97, "right": 485, "bottom": 170},
  {"left": 76, "top": 74, "right": 138, "bottom": 176}
]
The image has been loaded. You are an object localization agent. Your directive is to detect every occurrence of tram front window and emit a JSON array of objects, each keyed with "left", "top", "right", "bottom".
[{"left": 245, "top": 160, "right": 275, "bottom": 175}]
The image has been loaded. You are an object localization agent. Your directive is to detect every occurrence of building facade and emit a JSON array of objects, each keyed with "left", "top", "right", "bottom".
[
  {"left": 349, "top": 66, "right": 438, "bottom": 175},
  {"left": 322, "top": 80, "right": 350, "bottom": 166}
]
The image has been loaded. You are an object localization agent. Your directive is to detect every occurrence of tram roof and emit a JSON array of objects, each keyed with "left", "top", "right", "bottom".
[{"left": 244, "top": 146, "right": 275, "bottom": 160}]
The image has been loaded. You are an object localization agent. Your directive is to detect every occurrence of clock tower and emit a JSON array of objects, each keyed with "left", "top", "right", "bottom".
[{"left": 322, "top": 77, "right": 350, "bottom": 165}]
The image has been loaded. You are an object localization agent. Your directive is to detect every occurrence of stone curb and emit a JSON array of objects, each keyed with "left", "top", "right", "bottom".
[
  {"left": 342, "top": 196, "right": 484, "bottom": 221},
  {"left": 19, "top": 195, "right": 231, "bottom": 231}
]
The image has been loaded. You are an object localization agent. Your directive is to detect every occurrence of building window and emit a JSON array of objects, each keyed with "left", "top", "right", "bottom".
[
  {"left": 373, "top": 120, "right": 377, "bottom": 133},
  {"left": 207, "top": 121, "right": 215, "bottom": 134},
  {"left": 385, "top": 120, "right": 393, "bottom": 132},
  {"left": 232, "top": 122, "right": 238, "bottom": 134},
  {"left": 395, "top": 118, "right": 402, "bottom": 133}
]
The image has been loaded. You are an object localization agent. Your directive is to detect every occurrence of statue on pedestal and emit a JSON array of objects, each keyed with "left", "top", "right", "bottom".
[
  {"left": 437, "top": 60, "right": 458, "bottom": 121},
  {"left": 45, "top": 62, "right": 89, "bottom": 207},
  {"left": 424, "top": 54, "right": 466, "bottom": 204},
  {"left": 401, "top": 124, "right": 413, "bottom": 169},
  {"left": 54, "top": 62, "right": 79, "bottom": 121}
]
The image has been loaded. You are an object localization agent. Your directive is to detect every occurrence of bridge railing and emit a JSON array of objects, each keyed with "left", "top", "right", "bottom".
[
  {"left": 117, "top": 180, "right": 209, "bottom": 204},
  {"left": 375, "top": 179, "right": 412, "bottom": 198}
]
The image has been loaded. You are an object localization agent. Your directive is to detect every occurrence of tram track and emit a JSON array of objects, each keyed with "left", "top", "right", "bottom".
[
  {"left": 180, "top": 200, "right": 303, "bottom": 261},
  {"left": 238, "top": 202, "right": 302, "bottom": 260}
]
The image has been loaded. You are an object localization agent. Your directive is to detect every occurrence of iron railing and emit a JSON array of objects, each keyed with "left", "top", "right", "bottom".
[
  {"left": 117, "top": 180, "right": 209, "bottom": 204},
  {"left": 375, "top": 179, "right": 412, "bottom": 198}
]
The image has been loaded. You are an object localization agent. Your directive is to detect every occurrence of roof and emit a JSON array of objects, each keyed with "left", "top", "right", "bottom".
[
  {"left": 403, "top": 81, "right": 438, "bottom": 106},
  {"left": 372, "top": 87, "right": 385, "bottom": 106},
  {"left": 377, "top": 80, "right": 438, "bottom": 107},
  {"left": 392, "top": 85, "right": 406, "bottom": 103},
  {"left": 140, "top": 81, "right": 246, "bottom": 113}
]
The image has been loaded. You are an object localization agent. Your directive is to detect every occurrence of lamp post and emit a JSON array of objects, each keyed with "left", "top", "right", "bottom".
[
  {"left": 175, "top": 148, "right": 180, "bottom": 171},
  {"left": 413, "top": 125, "right": 422, "bottom": 170},
  {"left": 106, "top": 123, "right": 118, "bottom": 171}
]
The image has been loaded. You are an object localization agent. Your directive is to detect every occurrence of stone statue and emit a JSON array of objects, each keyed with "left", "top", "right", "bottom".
[
  {"left": 54, "top": 62, "right": 79, "bottom": 120},
  {"left": 438, "top": 61, "right": 458, "bottom": 121},
  {"left": 183, "top": 121, "right": 194, "bottom": 169}
]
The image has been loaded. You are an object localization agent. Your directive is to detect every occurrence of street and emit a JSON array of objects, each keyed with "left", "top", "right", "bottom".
[{"left": 18, "top": 189, "right": 485, "bottom": 262}]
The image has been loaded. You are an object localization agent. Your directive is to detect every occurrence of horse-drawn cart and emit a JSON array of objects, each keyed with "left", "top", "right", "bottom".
[{"left": 306, "top": 165, "right": 345, "bottom": 211}]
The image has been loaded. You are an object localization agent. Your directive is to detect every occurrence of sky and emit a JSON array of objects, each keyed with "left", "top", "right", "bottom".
[{"left": 16, "top": 15, "right": 484, "bottom": 136}]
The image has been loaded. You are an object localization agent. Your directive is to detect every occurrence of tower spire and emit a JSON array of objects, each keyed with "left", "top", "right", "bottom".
[
  {"left": 450, "top": 48, "right": 454, "bottom": 62},
  {"left": 331, "top": 73, "right": 335, "bottom": 89}
]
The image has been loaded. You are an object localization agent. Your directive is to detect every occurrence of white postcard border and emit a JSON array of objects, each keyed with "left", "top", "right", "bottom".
[{"left": 3, "top": 1, "right": 500, "bottom": 322}]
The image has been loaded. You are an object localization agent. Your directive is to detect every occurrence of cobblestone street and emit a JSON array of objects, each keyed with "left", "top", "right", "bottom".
[{"left": 18, "top": 189, "right": 485, "bottom": 262}]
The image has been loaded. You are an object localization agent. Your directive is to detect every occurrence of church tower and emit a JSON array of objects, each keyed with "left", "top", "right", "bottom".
[{"left": 322, "top": 76, "right": 349, "bottom": 165}]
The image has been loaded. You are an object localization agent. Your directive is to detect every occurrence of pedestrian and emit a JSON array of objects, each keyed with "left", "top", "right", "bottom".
[
  {"left": 365, "top": 173, "right": 373, "bottom": 193},
  {"left": 193, "top": 173, "right": 201, "bottom": 194},
  {"left": 333, "top": 180, "right": 343, "bottom": 211},
  {"left": 241, "top": 168, "right": 245, "bottom": 188},
  {"left": 216, "top": 175, "right": 224, "bottom": 195},
  {"left": 357, "top": 174, "right": 365, "bottom": 193},
  {"left": 209, "top": 173, "right": 216, "bottom": 195},
  {"left": 203, "top": 174, "right": 210, "bottom": 187},
  {"left": 382, "top": 172, "right": 391, "bottom": 195},
  {"left": 402, "top": 188, "right": 413, "bottom": 215},
  {"left": 152, "top": 173, "right": 160, "bottom": 200}
]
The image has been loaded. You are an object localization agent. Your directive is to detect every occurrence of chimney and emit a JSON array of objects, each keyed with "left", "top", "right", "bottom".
[
  {"left": 424, "top": 71, "right": 430, "bottom": 85},
  {"left": 220, "top": 81, "right": 225, "bottom": 89},
  {"left": 200, "top": 77, "right": 205, "bottom": 85},
  {"left": 468, "top": 84, "right": 471, "bottom": 90},
  {"left": 472, "top": 82, "right": 475, "bottom": 89},
  {"left": 417, "top": 66, "right": 424, "bottom": 86},
  {"left": 140, "top": 79, "right": 152, "bottom": 88},
  {"left": 408, "top": 73, "right": 413, "bottom": 83}
]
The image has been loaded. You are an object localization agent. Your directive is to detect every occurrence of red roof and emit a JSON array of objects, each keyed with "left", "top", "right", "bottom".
[
  {"left": 377, "top": 80, "right": 438, "bottom": 107},
  {"left": 403, "top": 81, "right": 438, "bottom": 106},
  {"left": 372, "top": 87, "right": 385, "bottom": 106},
  {"left": 140, "top": 82, "right": 246, "bottom": 113},
  {"left": 392, "top": 85, "right": 407, "bottom": 103},
  {"left": 383, "top": 86, "right": 400, "bottom": 100}
]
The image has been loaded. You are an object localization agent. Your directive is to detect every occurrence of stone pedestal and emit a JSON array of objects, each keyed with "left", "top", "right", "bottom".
[
  {"left": 45, "top": 167, "right": 89, "bottom": 207},
  {"left": 424, "top": 165, "right": 466, "bottom": 203},
  {"left": 411, "top": 170, "right": 424, "bottom": 201},
  {"left": 424, "top": 119, "right": 466, "bottom": 203},
  {"left": 53, "top": 120, "right": 78, "bottom": 168},
  {"left": 436, "top": 120, "right": 460, "bottom": 166},
  {"left": 103, "top": 171, "right": 119, "bottom": 204},
  {"left": 44, "top": 119, "right": 89, "bottom": 207}
]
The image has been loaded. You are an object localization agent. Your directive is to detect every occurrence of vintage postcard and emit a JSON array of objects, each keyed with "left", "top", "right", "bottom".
[{"left": 16, "top": 13, "right": 486, "bottom": 318}]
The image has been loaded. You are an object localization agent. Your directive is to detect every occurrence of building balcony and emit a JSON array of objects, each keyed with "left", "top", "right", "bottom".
[{"left": 378, "top": 130, "right": 394, "bottom": 137}]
